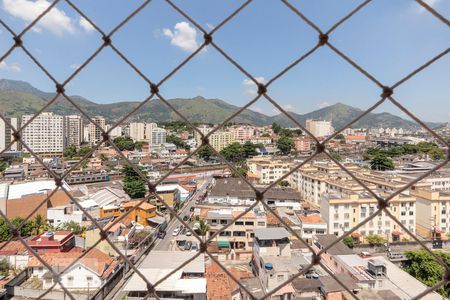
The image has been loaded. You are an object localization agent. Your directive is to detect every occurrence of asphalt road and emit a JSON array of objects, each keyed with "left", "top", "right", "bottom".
[{"left": 153, "top": 178, "right": 211, "bottom": 251}]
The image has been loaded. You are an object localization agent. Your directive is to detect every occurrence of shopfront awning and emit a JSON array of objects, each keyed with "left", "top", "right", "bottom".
[{"left": 217, "top": 241, "right": 231, "bottom": 248}]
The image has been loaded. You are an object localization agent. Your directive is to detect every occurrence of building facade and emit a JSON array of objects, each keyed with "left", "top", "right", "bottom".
[{"left": 21, "top": 112, "right": 64, "bottom": 155}]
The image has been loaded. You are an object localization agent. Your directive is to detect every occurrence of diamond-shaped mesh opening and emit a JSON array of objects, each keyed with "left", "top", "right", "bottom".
[{"left": 0, "top": 1, "right": 449, "bottom": 299}]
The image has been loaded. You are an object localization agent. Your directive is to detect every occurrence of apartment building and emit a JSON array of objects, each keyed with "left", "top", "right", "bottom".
[
  {"left": 151, "top": 127, "right": 167, "bottom": 147},
  {"left": 209, "top": 130, "right": 235, "bottom": 151},
  {"left": 321, "top": 191, "right": 416, "bottom": 241},
  {"left": 88, "top": 116, "right": 106, "bottom": 146},
  {"left": 305, "top": 119, "right": 334, "bottom": 137},
  {"left": 203, "top": 206, "right": 266, "bottom": 250},
  {"left": 106, "top": 124, "right": 122, "bottom": 139},
  {"left": 247, "top": 157, "right": 291, "bottom": 185},
  {"left": 293, "top": 136, "right": 312, "bottom": 152},
  {"left": 64, "top": 115, "right": 83, "bottom": 148},
  {"left": 412, "top": 188, "right": 450, "bottom": 239},
  {"left": 129, "top": 122, "right": 146, "bottom": 141},
  {"left": 100, "top": 200, "right": 157, "bottom": 226},
  {"left": 21, "top": 112, "right": 64, "bottom": 155},
  {"left": 0, "top": 117, "right": 19, "bottom": 152},
  {"left": 229, "top": 125, "right": 255, "bottom": 140}
]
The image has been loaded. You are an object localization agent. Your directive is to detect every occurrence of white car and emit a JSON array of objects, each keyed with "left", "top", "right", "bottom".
[{"left": 172, "top": 227, "right": 180, "bottom": 236}]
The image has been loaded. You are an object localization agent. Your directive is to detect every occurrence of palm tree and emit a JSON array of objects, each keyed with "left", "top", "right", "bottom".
[
  {"left": 196, "top": 218, "right": 210, "bottom": 242},
  {"left": 31, "top": 214, "right": 48, "bottom": 235}
]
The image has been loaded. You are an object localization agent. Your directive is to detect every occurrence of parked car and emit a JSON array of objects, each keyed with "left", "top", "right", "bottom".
[
  {"left": 173, "top": 227, "right": 181, "bottom": 236},
  {"left": 184, "top": 241, "right": 192, "bottom": 251},
  {"left": 191, "top": 242, "right": 198, "bottom": 252},
  {"left": 157, "top": 231, "right": 166, "bottom": 239},
  {"left": 186, "top": 229, "right": 192, "bottom": 236},
  {"left": 183, "top": 215, "right": 189, "bottom": 221}
]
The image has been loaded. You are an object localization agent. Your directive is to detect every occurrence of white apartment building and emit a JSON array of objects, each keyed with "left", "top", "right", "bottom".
[
  {"left": 412, "top": 188, "right": 450, "bottom": 239},
  {"left": 47, "top": 205, "right": 84, "bottom": 227},
  {"left": 88, "top": 116, "right": 106, "bottom": 146},
  {"left": 145, "top": 122, "right": 157, "bottom": 144},
  {"left": 305, "top": 119, "right": 334, "bottom": 137},
  {"left": 151, "top": 127, "right": 166, "bottom": 147},
  {"left": 204, "top": 206, "right": 266, "bottom": 250},
  {"left": 129, "top": 122, "right": 146, "bottom": 141},
  {"left": 21, "top": 112, "right": 64, "bottom": 155},
  {"left": 321, "top": 191, "right": 416, "bottom": 242},
  {"left": 0, "top": 117, "right": 19, "bottom": 152},
  {"left": 64, "top": 115, "right": 82, "bottom": 148},
  {"left": 247, "top": 157, "right": 291, "bottom": 185},
  {"left": 298, "top": 214, "right": 327, "bottom": 244},
  {"left": 106, "top": 124, "right": 122, "bottom": 139}
]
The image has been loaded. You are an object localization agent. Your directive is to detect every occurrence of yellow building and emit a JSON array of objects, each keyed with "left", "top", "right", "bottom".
[{"left": 100, "top": 200, "right": 157, "bottom": 226}]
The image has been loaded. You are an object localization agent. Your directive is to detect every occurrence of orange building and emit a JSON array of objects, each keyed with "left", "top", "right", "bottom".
[{"left": 100, "top": 200, "right": 157, "bottom": 226}]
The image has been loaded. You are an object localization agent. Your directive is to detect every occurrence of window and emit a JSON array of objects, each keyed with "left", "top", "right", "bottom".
[
  {"left": 235, "top": 221, "right": 244, "bottom": 226},
  {"left": 220, "top": 220, "right": 228, "bottom": 225},
  {"left": 409, "top": 211, "right": 413, "bottom": 216},
  {"left": 257, "top": 221, "right": 265, "bottom": 226},
  {"left": 333, "top": 223, "right": 339, "bottom": 229}
]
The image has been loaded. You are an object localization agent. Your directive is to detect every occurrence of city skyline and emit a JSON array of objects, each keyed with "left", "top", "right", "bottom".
[{"left": 0, "top": 0, "right": 449, "bottom": 122}]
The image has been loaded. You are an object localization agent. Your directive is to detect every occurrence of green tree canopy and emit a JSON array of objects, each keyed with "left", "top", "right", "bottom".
[
  {"left": 113, "top": 136, "right": 135, "bottom": 151},
  {"left": 403, "top": 249, "right": 450, "bottom": 298},
  {"left": 167, "top": 135, "right": 190, "bottom": 150},
  {"left": 370, "top": 154, "right": 395, "bottom": 171},
  {"left": 366, "top": 235, "right": 386, "bottom": 246},
  {"left": 272, "top": 122, "right": 282, "bottom": 134},
  {"left": 64, "top": 145, "right": 77, "bottom": 158},
  {"left": 277, "top": 136, "right": 294, "bottom": 155},
  {"left": 198, "top": 145, "right": 214, "bottom": 161},
  {"left": 122, "top": 165, "right": 146, "bottom": 199}
]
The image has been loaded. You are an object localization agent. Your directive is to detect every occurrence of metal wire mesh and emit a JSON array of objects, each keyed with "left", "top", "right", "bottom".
[{"left": 0, "top": 0, "right": 449, "bottom": 299}]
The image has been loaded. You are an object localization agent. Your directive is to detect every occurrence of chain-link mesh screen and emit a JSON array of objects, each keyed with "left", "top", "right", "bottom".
[{"left": 0, "top": 0, "right": 449, "bottom": 299}]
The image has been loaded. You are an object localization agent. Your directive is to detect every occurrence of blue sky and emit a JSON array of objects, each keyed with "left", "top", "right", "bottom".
[{"left": 0, "top": 0, "right": 449, "bottom": 123}]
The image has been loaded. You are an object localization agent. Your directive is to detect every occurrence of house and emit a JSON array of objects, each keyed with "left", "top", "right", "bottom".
[
  {"left": 27, "top": 247, "right": 118, "bottom": 290},
  {"left": 47, "top": 205, "right": 85, "bottom": 228},
  {"left": 27, "top": 231, "right": 75, "bottom": 254},
  {"left": 100, "top": 200, "right": 157, "bottom": 226},
  {"left": 0, "top": 241, "right": 29, "bottom": 269},
  {"left": 123, "top": 251, "right": 206, "bottom": 299},
  {"left": 298, "top": 214, "right": 327, "bottom": 244}
]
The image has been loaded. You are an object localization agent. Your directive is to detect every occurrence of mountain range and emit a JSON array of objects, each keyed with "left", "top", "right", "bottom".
[{"left": 0, "top": 79, "right": 442, "bottom": 130}]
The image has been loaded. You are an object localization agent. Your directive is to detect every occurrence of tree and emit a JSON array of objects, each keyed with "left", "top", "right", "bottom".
[
  {"left": 123, "top": 180, "right": 146, "bottom": 199},
  {"left": 31, "top": 214, "right": 48, "bottom": 235},
  {"left": 278, "top": 180, "right": 290, "bottom": 187},
  {"left": 99, "top": 153, "right": 108, "bottom": 162},
  {"left": 80, "top": 160, "right": 89, "bottom": 169},
  {"left": 330, "top": 151, "right": 342, "bottom": 162},
  {"left": 113, "top": 136, "right": 135, "bottom": 151},
  {"left": 0, "top": 259, "right": 10, "bottom": 276},
  {"left": 231, "top": 163, "right": 248, "bottom": 178},
  {"left": 122, "top": 165, "right": 146, "bottom": 199},
  {"left": 366, "top": 235, "right": 386, "bottom": 246},
  {"left": 61, "top": 221, "right": 85, "bottom": 235},
  {"left": 335, "top": 134, "right": 345, "bottom": 140},
  {"left": 0, "top": 161, "right": 8, "bottom": 173},
  {"left": 64, "top": 145, "right": 77, "bottom": 158},
  {"left": 134, "top": 141, "right": 145, "bottom": 152},
  {"left": 272, "top": 122, "right": 282, "bottom": 134},
  {"left": 343, "top": 236, "right": 354, "bottom": 248},
  {"left": 220, "top": 142, "right": 244, "bottom": 163},
  {"left": 277, "top": 136, "right": 294, "bottom": 155},
  {"left": 166, "top": 135, "right": 190, "bottom": 150},
  {"left": 429, "top": 148, "right": 445, "bottom": 161},
  {"left": 403, "top": 249, "right": 450, "bottom": 298},
  {"left": 195, "top": 218, "right": 210, "bottom": 242},
  {"left": 198, "top": 145, "right": 213, "bottom": 161},
  {"left": 12, "top": 217, "right": 33, "bottom": 237},
  {"left": 242, "top": 141, "right": 258, "bottom": 158},
  {"left": 77, "top": 146, "right": 92, "bottom": 158},
  {"left": 370, "top": 154, "right": 394, "bottom": 171}
]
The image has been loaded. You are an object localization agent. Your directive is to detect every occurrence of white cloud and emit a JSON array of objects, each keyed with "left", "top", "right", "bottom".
[
  {"left": 163, "top": 22, "right": 200, "bottom": 52},
  {"left": 70, "top": 63, "right": 80, "bottom": 70},
  {"left": 206, "top": 23, "right": 214, "bottom": 30},
  {"left": 0, "top": 61, "right": 21, "bottom": 72},
  {"left": 242, "top": 77, "right": 266, "bottom": 96},
  {"left": 2, "top": 0, "right": 76, "bottom": 36},
  {"left": 318, "top": 101, "right": 330, "bottom": 109},
  {"left": 271, "top": 104, "right": 295, "bottom": 115},
  {"left": 79, "top": 17, "right": 95, "bottom": 33}
]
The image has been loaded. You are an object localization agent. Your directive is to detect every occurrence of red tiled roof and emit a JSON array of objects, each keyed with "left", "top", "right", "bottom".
[
  {"left": 28, "top": 247, "right": 117, "bottom": 279},
  {"left": 0, "top": 241, "right": 27, "bottom": 255},
  {"left": 206, "top": 261, "right": 252, "bottom": 300},
  {"left": 299, "top": 215, "right": 325, "bottom": 224}
]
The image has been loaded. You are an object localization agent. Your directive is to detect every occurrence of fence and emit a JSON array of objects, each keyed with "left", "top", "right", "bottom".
[{"left": 0, "top": 1, "right": 449, "bottom": 300}]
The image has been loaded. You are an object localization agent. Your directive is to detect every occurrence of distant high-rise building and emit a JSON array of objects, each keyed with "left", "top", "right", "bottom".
[
  {"left": 9, "top": 117, "right": 20, "bottom": 151},
  {"left": 64, "top": 115, "right": 83, "bottom": 148},
  {"left": 21, "top": 112, "right": 64, "bottom": 155},
  {"left": 151, "top": 128, "right": 167, "bottom": 146},
  {"left": 305, "top": 119, "right": 334, "bottom": 137},
  {"left": 88, "top": 116, "right": 106, "bottom": 146},
  {"left": 0, "top": 117, "right": 20, "bottom": 152},
  {"left": 107, "top": 125, "right": 122, "bottom": 139},
  {"left": 129, "top": 122, "right": 146, "bottom": 142},
  {"left": 145, "top": 122, "right": 157, "bottom": 144}
]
